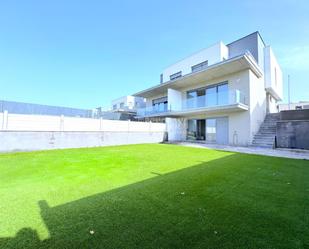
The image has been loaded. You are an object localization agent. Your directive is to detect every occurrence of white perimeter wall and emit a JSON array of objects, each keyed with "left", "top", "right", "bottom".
[{"left": 0, "top": 113, "right": 166, "bottom": 152}]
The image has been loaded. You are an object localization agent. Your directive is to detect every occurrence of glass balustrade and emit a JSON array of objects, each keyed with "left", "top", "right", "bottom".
[{"left": 137, "top": 89, "right": 246, "bottom": 117}]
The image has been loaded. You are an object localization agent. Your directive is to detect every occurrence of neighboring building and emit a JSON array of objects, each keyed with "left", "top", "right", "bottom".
[
  {"left": 98, "top": 96, "right": 146, "bottom": 120},
  {"left": 111, "top": 96, "right": 145, "bottom": 112},
  {"left": 133, "top": 32, "right": 283, "bottom": 146},
  {"left": 277, "top": 101, "right": 309, "bottom": 112},
  {"left": 0, "top": 100, "right": 92, "bottom": 117}
]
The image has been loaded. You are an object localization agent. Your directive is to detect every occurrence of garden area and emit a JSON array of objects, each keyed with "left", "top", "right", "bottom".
[{"left": 0, "top": 144, "right": 308, "bottom": 248}]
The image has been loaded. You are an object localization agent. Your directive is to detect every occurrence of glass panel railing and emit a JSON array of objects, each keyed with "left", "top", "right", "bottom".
[
  {"left": 182, "top": 89, "right": 246, "bottom": 110},
  {"left": 136, "top": 103, "right": 170, "bottom": 117},
  {"left": 136, "top": 89, "right": 246, "bottom": 117}
]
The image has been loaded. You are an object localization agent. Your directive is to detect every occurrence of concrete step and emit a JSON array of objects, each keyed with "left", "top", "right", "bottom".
[
  {"left": 259, "top": 128, "right": 276, "bottom": 132},
  {"left": 252, "top": 137, "right": 275, "bottom": 141},
  {"left": 252, "top": 143, "right": 274, "bottom": 146},
  {"left": 257, "top": 131, "right": 276, "bottom": 134},
  {"left": 251, "top": 144, "right": 273, "bottom": 148},
  {"left": 253, "top": 136, "right": 275, "bottom": 140},
  {"left": 259, "top": 127, "right": 276, "bottom": 130},
  {"left": 253, "top": 139, "right": 275, "bottom": 143},
  {"left": 251, "top": 113, "right": 279, "bottom": 148}
]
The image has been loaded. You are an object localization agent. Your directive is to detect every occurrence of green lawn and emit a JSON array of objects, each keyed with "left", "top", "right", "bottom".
[{"left": 0, "top": 144, "right": 308, "bottom": 249}]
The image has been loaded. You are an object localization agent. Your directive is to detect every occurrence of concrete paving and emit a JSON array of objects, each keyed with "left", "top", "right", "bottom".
[{"left": 172, "top": 142, "right": 309, "bottom": 160}]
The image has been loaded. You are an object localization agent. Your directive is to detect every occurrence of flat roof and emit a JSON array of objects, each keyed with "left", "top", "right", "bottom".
[{"left": 133, "top": 52, "right": 263, "bottom": 98}]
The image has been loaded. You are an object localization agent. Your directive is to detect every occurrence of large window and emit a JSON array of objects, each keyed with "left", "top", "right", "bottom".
[
  {"left": 152, "top": 97, "right": 168, "bottom": 112},
  {"left": 170, "top": 71, "right": 182, "bottom": 81},
  {"left": 217, "top": 83, "right": 228, "bottom": 105},
  {"left": 187, "top": 119, "right": 205, "bottom": 140},
  {"left": 191, "top": 60, "right": 208, "bottom": 73},
  {"left": 206, "top": 119, "right": 216, "bottom": 142},
  {"left": 186, "top": 82, "right": 228, "bottom": 109},
  {"left": 186, "top": 88, "right": 206, "bottom": 108},
  {"left": 205, "top": 86, "right": 217, "bottom": 107}
]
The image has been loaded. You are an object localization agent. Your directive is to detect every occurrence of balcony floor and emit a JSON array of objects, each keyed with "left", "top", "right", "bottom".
[{"left": 140, "top": 103, "right": 248, "bottom": 118}]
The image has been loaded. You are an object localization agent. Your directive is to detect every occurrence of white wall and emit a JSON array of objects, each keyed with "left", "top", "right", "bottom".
[
  {"left": 0, "top": 113, "right": 166, "bottom": 132},
  {"left": 248, "top": 70, "right": 267, "bottom": 141},
  {"left": 264, "top": 46, "right": 283, "bottom": 100},
  {"left": 278, "top": 102, "right": 309, "bottom": 111},
  {"left": 162, "top": 42, "right": 228, "bottom": 83},
  {"left": 166, "top": 117, "right": 186, "bottom": 141},
  {"left": 0, "top": 131, "right": 166, "bottom": 152},
  {"left": 0, "top": 113, "right": 167, "bottom": 152},
  {"left": 167, "top": 88, "right": 182, "bottom": 111}
]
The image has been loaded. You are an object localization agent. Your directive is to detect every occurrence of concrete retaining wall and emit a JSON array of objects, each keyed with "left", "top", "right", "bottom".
[
  {"left": 276, "top": 121, "right": 309, "bottom": 150},
  {"left": 0, "top": 131, "right": 166, "bottom": 152},
  {"left": 280, "top": 109, "right": 309, "bottom": 121}
]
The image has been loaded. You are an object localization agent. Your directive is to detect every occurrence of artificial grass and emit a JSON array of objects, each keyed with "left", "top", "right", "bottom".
[{"left": 0, "top": 144, "right": 308, "bottom": 249}]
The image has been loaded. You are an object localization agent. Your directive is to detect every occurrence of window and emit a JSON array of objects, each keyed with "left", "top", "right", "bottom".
[
  {"left": 186, "top": 82, "right": 228, "bottom": 108},
  {"left": 206, "top": 119, "right": 216, "bottom": 142},
  {"left": 191, "top": 60, "right": 208, "bottom": 73},
  {"left": 186, "top": 88, "right": 205, "bottom": 108},
  {"left": 152, "top": 97, "right": 168, "bottom": 112},
  {"left": 119, "top": 102, "right": 125, "bottom": 109},
  {"left": 170, "top": 71, "right": 182, "bottom": 81},
  {"left": 217, "top": 83, "right": 228, "bottom": 105},
  {"left": 113, "top": 104, "right": 117, "bottom": 110}
]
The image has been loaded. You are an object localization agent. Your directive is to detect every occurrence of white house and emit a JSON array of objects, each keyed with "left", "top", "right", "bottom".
[
  {"left": 133, "top": 32, "right": 283, "bottom": 147},
  {"left": 111, "top": 96, "right": 145, "bottom": 111}
]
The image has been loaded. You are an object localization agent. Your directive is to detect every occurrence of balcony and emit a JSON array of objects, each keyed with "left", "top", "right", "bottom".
[
  {"left": 137, "top": 103, "right": 169, "bottom": 117},
  {"left": 136, "top": 89, "right": 248, "bottom": 118}
]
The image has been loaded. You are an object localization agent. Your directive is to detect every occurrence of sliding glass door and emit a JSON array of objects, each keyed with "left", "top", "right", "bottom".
[
  {"left": 188, "top": 117, "right": 228, "bottom": 144},
  {"left": 206, "top": 119, "right": 216, "bottom": 142},
  {"left": 217, "top": 83, "right": 228, "bottom": 105},
  {"left": 187, "top": 119, "right": 205, "bottom": 141},
  {"left": 205, "top": 86, "right": 217, "bottom": 107}
]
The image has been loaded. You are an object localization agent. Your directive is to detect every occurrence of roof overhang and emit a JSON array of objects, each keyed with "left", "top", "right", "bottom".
[{"left": 133, "top": 53, "right": 263, "bottom": 98}]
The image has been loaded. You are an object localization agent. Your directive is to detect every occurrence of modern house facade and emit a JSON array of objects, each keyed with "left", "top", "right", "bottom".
[{"left": 133, "top": 32, "right": 283, "bottom": 146}]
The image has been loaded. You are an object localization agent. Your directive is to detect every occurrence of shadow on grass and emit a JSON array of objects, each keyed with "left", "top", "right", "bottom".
[{"left": 0, "top": 153, "right": 307, "bottom": 249}]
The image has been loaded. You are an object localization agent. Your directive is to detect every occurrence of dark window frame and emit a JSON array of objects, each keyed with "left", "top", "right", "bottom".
[
  {"left": 191, "top": 60, "right": 208, "bottom": 73},
  {"left": 170, "top": 71, "right": 182, "bottom": 81}
]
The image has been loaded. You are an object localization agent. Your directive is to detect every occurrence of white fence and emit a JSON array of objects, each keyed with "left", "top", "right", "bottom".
[
  {"left": 0, "top": 112, "right": 166, "bottom": 152},
  {"left": 0, "top": 111, "right": 165, "bottom": 132}
]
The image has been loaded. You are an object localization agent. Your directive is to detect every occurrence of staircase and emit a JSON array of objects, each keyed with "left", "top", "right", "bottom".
[{"left": 252, "top": 113, "right": 280, "bottom": 148}]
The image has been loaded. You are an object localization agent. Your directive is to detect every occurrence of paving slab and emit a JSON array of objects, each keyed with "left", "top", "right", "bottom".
[{"left": 170, "top": 142, "right": 309, "bottom": 160}]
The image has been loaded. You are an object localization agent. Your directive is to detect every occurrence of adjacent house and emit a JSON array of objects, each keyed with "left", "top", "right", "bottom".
[
  {"left": 277, "top": 101, "right": 309, "bottom": 112},
  {"left": 111, "top": 96, "right": 145, "bottom": 112},
  {"left": 96, "top": 96, "right": 146, "bottom": 120},
  {"left": 133, "top": 32, "right": 283, "bottom": 146}
]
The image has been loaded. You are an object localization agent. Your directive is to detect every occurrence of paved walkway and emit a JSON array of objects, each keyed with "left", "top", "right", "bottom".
[{"left": 172, "top": 142, "right": 309, "bottom": 160}]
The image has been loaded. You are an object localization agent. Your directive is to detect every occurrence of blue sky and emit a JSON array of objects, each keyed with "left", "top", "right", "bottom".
[{"left": 0, "top": 0, "right": 308, "bottom": 109}]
